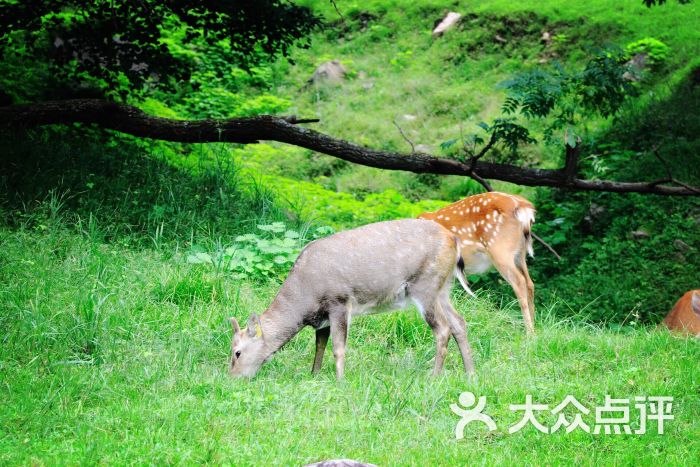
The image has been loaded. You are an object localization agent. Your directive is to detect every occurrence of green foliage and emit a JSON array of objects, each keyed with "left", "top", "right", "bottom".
[
  {"left": 0, "top": 1, "right": 319, "bottom": 100},
  {"left": 626, "top": 37, "right": 671, "bottom": 68},
  {"left": 389, "top": 49, "right": 414, "bottom": 69},
  {"left": 164, "top": 40, "right": 292, "bottom": 119},
  {"left": 525, "top": 67, "right": 700, "bottom": 324},
  {"left": 533, "top": 192, "right": 700, "bottom": 324},
  {"left": 186, "top": 223, "right": 333, "bottom": 281},
  {"left": 643, "top": 0, "right": 691, "bottom": 6},
  {"left": 499, "top": 48, "right": 637, "bottom": 143},
  {"left": 264, "top": 175, "right": 446, "bottom": 229}
]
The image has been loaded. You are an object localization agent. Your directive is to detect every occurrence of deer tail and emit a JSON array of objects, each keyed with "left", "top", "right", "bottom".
[{"left": 454, "top": 240, "right": 475, "bottom": 298}]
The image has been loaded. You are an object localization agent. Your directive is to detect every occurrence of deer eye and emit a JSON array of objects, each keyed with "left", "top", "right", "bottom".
[{"left": 235, "top": 350, "right": 241, "bottom": 359}]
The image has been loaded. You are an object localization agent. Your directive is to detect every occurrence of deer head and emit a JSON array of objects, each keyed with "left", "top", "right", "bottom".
[{"left": 229, "top": 314, "right": 268, "bottom": 377}]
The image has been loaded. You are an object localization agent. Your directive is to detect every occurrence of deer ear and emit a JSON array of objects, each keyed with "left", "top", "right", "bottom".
[
  {"left": 247, "top": 313, "right": 263, "bottom": 338},
  {"left": 691, "top": 292, "right": 700, "bottom": 317},
  {"left": 229, "top": 317, "right": 240, "bottom": 333}
]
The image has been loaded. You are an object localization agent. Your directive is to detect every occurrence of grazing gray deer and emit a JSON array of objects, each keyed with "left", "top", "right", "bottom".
[{"left": 228, "top": 219, "right": 475, "bottom": 379}]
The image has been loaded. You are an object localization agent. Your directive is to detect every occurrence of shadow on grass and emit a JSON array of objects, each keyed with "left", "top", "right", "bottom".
[{"left": 0, "top": 127, "right": 296, "bottom": 246}]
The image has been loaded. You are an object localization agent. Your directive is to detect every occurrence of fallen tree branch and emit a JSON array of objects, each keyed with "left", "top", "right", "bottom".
[{"left": 2, "top": 99, "right": 699, "bottom": 196}]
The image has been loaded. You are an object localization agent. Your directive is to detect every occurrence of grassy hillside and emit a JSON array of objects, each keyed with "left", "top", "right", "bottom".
[{"left": 275, "top": 0, "right": 700, "bottom": 196}]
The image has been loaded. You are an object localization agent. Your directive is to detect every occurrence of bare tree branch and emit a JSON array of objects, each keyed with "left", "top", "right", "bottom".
[
  {"left": 531, "top": 232, "right": 562, "bottom": 261},
  {"left": 468, "top": 171, "right": 494, "bottom": 192},
  {"left": 392, "top": 119, "right": 415, "bottom": 153},
  {"left": 2, "top": 99, "right": 699, "bottom": 196},
  {"left": 650, "top": 145, "right": 673, "bottom": 179},
  {"left": 471, "top": 132, "right": 497, "bottom": 162}
]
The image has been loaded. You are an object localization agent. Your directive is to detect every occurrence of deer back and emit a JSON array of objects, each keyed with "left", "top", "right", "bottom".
[
  {"left": 276, "top": 219, "right": 459, "bottom": 316},
  {"left": 663, "top": 290, "right": 700, "bottom": 336}
]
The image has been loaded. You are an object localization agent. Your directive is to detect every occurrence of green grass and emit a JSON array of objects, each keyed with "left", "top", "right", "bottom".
[
  {"left": 1, "top": 214, "right": 699, "bottom": 465},
  {"left": 2, "top": 1, "right": 700, "bottom": 464}
]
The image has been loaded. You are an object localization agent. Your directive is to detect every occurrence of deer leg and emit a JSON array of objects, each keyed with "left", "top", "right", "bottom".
[
  {"left": 518, "top": 253, "right": 536, "bottom": 328},
  {"left": 422, "top": 301, "right": 452, "bottom": 375},
  {"left": 440, "top": 292, "right": 475, "bottom": 374},
  {"left": 491, "top": 251, "right": 534, "bottom": 335},
  {"left": 311, "top": 326, "right": 330, "bottom": 375},
  {"left": 328, "top": 303, "right": 349, "bottom": 380}
]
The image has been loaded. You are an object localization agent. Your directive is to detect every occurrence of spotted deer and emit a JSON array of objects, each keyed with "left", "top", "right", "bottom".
[
  {"left": 229, "top": 219, "right": 475, "bottom": 379},
  {"left": 663, "top": 290, "right": 700, "bottom": 337},
  {"left": 419, "top": 192, "right": 536, "bottom": 334}
]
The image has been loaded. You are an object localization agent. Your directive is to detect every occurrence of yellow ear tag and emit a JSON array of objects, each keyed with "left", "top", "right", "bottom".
[{"left": 255, "top": 325, "right": 263, "bottom": 338}]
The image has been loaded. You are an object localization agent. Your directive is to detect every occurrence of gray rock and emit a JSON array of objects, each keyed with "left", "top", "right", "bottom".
[
  {"left": 623, "top": 53, "right": 648, "bottom": 82},
  {"left": 541, "top": 31, "right": 552, "bottom": 46},
  {"left": 309, "top": 60, "right": 347, "bottom": 85},
  {"left": 304, "top": 460, "right": 378, "bottom": 467},
  {"left": 632, "top": 229, "right": 650, "bottom": 239},
  {"left": 588, "top": 203, "right": 606, "bottom": 218},
  {"left": 432, "top": 12, "right": 461, "bottom": 37}
]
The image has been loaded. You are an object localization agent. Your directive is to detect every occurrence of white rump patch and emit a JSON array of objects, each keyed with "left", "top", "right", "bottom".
[
  {"left": 515, "top": 207, "right": 536, "bottom": 257},
  {"left": 515, "top": 207, "right": 536, "bottom": 227}
]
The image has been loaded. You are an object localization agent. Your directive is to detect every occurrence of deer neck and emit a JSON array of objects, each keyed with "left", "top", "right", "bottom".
[{"left": 260, "top": 288, "right": 307, "bottom": 358}]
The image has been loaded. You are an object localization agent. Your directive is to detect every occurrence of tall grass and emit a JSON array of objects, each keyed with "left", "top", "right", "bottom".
[{"left": 0, "top": 128, "right": 294, "bottom": 249}]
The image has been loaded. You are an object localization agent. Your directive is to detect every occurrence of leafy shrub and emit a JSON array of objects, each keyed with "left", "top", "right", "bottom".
[
  {"left": 261, "top": 174, "right": 447, "bottom": 229},
  {"left": 186, "top": 222, "right": 334, "bottom": 281},
  {"left": 625, "top": 38, "right": 670, "bottom": 68}
]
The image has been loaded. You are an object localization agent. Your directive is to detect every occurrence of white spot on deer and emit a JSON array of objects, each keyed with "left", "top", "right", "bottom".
[
  {"left": 451, "top": 226, "right": 457, "bottom": 232},
  {"left": 445, "top": 216, "right": 450, "bottom": 221},
  {"left": 437, "top": 215, "right": 443, "bottom": 219},
  {"left": 474, "top": 206, "right": 480, "bottom": 213}
]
